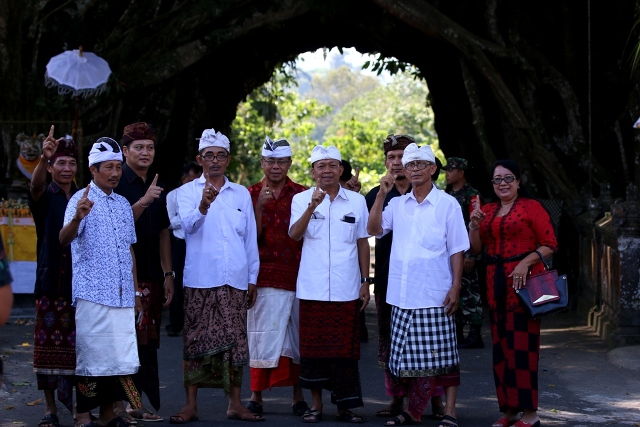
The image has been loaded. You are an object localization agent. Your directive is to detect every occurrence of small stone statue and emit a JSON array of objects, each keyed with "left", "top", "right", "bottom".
[{"left": 12, "top": 132, "right": 44, "bottom": 187}]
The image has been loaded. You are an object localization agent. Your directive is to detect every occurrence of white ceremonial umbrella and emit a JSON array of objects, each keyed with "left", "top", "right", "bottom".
[{"left": 44, "top": 46, "right": 111, "bottom": 98}]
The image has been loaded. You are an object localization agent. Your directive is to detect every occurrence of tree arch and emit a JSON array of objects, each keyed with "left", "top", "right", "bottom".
[{"left": 0, "top": 0, "right": 636, "bottom": 212}]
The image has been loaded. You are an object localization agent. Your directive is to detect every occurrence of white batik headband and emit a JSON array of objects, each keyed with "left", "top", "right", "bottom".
[
  {"left": 198, "top": 128, "right": 230, "bottom": 153},
  {"left": 262, "top": 137, "right": 292, "bottom": 158},
  {"left": 309, "top": 145, "right": 341, "bottom": 164},
  {"left": 88, "top": 137, "right": 123, "bottom": 166},
  {"left": 401, "top": 143, "right": 435, "bottom": 166}
]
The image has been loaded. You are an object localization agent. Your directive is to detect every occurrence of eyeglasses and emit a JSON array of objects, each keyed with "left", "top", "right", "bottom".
[
  {"left": 491, "top": 175, "right": 516, "bottom": 185},
  {"left": 314, "top": 162, "right": 341, "bottom": 171},
  {"left": 404, "top": 161, "right": 433, "bottom": 171},
  {"left": 263, "top": 158, "right": 291, "bottom": 166},
  {"left": 201, "top": 153, "right": 228, "bottom": 162}
]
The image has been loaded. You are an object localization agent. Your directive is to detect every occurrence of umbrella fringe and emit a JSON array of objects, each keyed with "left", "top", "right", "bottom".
[{"left": 45, "top": 75, "right": 107, "bottom": 98}]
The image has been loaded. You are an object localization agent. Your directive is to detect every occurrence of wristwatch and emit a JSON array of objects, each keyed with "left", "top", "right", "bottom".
[
  {"left": 361, "top": 277, "right": 373, "bottom": 284},
  {"left": 164, "top": 271, "right": 175, "bottom": 279}
]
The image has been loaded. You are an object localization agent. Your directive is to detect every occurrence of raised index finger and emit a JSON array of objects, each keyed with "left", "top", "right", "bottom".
[
  {"left": 151, "top": 174, "right": 158, "bottom": 187},
  {"left": 354, "top": 167, "right": 360, "bottom": 181},
  {"left": 48, "top": 125, "right": 54, "bottom": 138},
  {"left": 82, "top": 184, "right": 91, "bottom": 198}
]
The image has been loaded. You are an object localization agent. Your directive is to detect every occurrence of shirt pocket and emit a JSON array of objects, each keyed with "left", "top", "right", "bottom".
[
  {"left": 229, "top": 208, "right": 246, "bottom": 237},
  {"left": 306, "top": 218, "right": 324, "bottom": 240},
  {"left": 338, "top": 220, "right": 357, "bottom": 244},
  {"left": 419, "top": 225, "right": 446, "bottom": 253}
]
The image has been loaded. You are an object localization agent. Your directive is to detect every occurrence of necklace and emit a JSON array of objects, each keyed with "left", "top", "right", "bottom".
[{"left": 498, "top": 199, "right": 516, "bottom": 216}]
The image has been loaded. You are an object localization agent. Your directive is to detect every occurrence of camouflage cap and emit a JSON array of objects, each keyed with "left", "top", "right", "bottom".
[{"left": 443, "top": 157, "right": 468, "bottom": 171}]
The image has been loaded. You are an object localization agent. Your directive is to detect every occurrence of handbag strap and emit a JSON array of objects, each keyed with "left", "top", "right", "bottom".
[{"left": 533, "top": 249, "right": 550, "bottom": 271}]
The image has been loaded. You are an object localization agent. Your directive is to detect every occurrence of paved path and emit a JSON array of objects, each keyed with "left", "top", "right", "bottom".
[{"left": 0, "top": 303, "right": 638, "bottom": 426}]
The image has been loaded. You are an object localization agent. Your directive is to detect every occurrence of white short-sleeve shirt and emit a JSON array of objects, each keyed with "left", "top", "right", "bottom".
[
  {"left": 290, "top": 186, "right": 369, "bottom": 302},
  {"left": 64, "top": 182, "right": 137, "bottom": 308},
  {"left": 378, "top": 185, "right": 469, "bottom": 309}
]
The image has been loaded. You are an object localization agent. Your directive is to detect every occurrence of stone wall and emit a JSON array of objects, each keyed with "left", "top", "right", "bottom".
[{"left": 577, "top": 183, "right": 640, "bottom": 348}]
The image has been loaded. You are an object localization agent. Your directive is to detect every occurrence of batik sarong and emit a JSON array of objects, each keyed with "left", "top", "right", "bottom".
[
  {"left": 132, "top": 279, "right": 163, "bottom": 410},
  {"left": 182, "top": 285, "right": 248, "bottom": 394},
  {"left": 34, "top": 295, "right": 76, "bottom": 412}
]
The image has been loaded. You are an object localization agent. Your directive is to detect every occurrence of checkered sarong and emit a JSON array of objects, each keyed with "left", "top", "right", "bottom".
[{"left": 389, "top": 306, "right": 459, "bottom": 377}]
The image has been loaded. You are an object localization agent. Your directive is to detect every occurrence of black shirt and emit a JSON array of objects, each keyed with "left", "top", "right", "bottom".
[
  {"left": 28, "top": 181, "right": 78, "bottom": 299},
  {"left": 365, "top": 183, "right": 410, "bottom": 298},
  {"left": 115, "top": 163, "right": 170, "bottom": 280}
]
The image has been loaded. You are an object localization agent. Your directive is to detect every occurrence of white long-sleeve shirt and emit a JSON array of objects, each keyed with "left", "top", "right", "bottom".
[
  {"left": 178, "top": 175, "right": 259, "bottom": 290},
  {"left": 166, "top": 187, "right": 185, "bottom": 239},
  {"left": 378, "top": 185, "right": 469, "bottom": 309}
]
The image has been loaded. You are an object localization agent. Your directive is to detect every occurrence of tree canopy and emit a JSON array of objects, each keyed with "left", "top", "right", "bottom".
[
  {"left": 0, "top": 0, "right": 637, "bottom": 213},
  {"left": 228, "top": 64, "right": 443, "bottom": 190}
]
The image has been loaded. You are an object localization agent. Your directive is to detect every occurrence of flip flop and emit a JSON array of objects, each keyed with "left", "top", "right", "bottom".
[
  {"left": 115, "top": 410, "right": 137, "bottom": 425},
  {"left": 129, "top": 406, "right": 163, "bottom": 422},
  {"left": 226, "top": 410, "right": 265, "bottom": 422},
  {"left": 169, "top": 409, "right": 198, "bottom": 424},
  {"left": 385, "top": 411, "right": 418, "bottom": 426},
  {"left": 336, "top": 410, "right": 364, "bottom": 423},
  {"left": 438, "top": 414, "right": 459, "bottom": 427},
  {"left": 292, "top": 400, "right": 309, "bottom": 416},
  {"left": 245, "top": 400, "right": 264, "bottom": 415},
  {"left": 39, "top": 414, "right": 60, "bottom": 427},
  {"left": 301, "top": 409, "right": 322, "bottom": 423}
]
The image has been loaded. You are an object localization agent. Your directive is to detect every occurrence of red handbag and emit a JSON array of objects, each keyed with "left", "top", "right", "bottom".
[{"left": 516, "top": 250, "right": 568, "bottom": 318}]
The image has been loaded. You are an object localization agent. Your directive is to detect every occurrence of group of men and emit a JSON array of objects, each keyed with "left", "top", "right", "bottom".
[{"left": 28, "top": 122, "right": 485, "bottom": 427}]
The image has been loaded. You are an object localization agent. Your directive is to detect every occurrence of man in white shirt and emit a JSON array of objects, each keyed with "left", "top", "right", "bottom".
[
  {"left": 289, "top": 145, "right": 370, "bottom": 424},
  {"left": 170, "top": 129, "right": 262, "bottom": 423},
  {"left": 367, "top": 143, "right": 468, "bottom": 427},
  {"left": 165, "top": 161, "right": 201, "bottom": 337}
]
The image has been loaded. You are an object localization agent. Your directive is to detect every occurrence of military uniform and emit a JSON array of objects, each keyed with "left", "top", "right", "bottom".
[
  {"left": 444, "top": 157, "right": 484, "bottom": 349},
  {"left": 448, "top": 182, "right": 483, "bottom": 327}
]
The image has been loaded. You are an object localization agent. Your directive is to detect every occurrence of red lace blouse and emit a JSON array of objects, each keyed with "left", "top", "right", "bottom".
[{"left": 479, "top": 198, "right": 558, "bottom": 311}]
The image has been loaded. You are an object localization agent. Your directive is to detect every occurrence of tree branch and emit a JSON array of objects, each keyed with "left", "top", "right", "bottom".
[{"left": 459, "top": 57, "right": 496, "bottom": 170}]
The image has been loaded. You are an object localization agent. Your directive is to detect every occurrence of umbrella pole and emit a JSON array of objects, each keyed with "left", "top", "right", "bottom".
[{"left": 72, "top": 97, "right": 80, "bottom": 139}]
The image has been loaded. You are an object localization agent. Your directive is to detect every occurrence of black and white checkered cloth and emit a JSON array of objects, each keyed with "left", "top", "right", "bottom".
[{"left": 389, "top": 306, "right": 459, "bottom": 377}]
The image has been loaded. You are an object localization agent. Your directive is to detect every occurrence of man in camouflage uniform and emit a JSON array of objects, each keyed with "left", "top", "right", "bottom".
[{"left": 444, "top": 157, "right": 484, "bottom": 349}]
